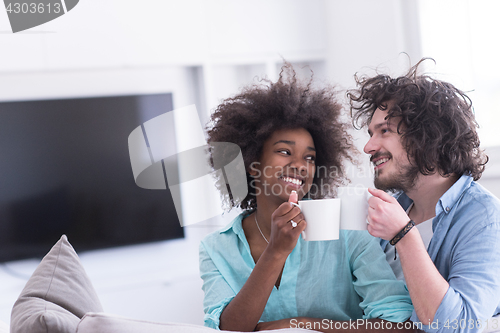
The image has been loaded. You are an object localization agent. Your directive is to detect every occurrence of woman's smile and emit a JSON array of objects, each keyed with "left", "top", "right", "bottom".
[{"left": 278, "top": 174, "right": 305, "bottom": 190}]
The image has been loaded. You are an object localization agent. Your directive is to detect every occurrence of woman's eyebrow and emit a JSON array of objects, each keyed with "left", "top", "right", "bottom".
[
  {"left": 273, "top": 140, "right": 315, "bottom": 151},
  {"left": 273, "top": 140, "right": 295, "bottom": 146},
  {"left": 273, "top": 139, "right": 295, "bottom": 146}
]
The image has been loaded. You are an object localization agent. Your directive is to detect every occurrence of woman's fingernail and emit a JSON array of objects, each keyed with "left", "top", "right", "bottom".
[{"left": 291, "top": 202, "right": 300, "bottom": 208}]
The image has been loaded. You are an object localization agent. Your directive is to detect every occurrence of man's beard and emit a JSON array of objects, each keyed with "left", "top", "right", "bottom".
[{"left": 374, "top": 160, "right": 419, "bottom": 193}]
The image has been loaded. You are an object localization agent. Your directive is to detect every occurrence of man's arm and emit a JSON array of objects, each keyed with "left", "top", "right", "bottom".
[
  {"left": 394, "top": 228, "right": 448, "bottom": 324},
  {"left": 367, "top": 188, "right": 500, "bottom": 333},
  {"left": 366, "top": 188, "right": 448, "bottom": 324}
]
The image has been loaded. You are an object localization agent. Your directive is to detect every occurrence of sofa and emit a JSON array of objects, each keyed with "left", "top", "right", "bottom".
[{"left": 9, "top": 235, "right": 312, "bottom": 333}]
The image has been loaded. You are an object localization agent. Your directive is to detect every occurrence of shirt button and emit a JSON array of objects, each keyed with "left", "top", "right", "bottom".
[{"left": 446, "top": 207, "right": 450, "bottom": 212}]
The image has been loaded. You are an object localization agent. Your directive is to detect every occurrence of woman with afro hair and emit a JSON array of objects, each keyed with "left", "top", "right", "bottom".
[{"left": 199, "top": 64, "right": 414, "bottom": 332}]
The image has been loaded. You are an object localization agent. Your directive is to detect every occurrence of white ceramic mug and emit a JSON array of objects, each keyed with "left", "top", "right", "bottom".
[
  {"left": 337, "top": 186, "right": 370, "bottom": 231},
  {"left": 298, "top": 198, "right": 340, "bottom": 241}
]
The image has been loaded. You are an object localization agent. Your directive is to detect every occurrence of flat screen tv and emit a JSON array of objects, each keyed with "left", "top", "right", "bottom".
[{"left": 0, "top": 93, "right": 184, "bottom": 262}]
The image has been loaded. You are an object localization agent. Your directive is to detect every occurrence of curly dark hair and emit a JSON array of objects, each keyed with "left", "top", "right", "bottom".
[
  {"left": 348, "top": 58, "right": 488, "bottom": 181},
  {"left": 206, "top": 63, "right": 356, "bottom": 210}
]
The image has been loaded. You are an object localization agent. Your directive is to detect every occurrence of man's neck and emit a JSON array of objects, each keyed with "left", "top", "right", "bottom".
[{"left": 405, "top": 173, "right": 459, "bottom": 225}]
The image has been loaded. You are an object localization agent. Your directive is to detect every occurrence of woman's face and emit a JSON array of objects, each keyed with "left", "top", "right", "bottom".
[{"left": 249, "top": 127, "right": 316, "bottom": 203}]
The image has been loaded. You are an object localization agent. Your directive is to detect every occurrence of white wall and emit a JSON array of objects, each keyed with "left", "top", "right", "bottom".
[{"left": 323, "top": 0, "right": 423, "bottom": 188}]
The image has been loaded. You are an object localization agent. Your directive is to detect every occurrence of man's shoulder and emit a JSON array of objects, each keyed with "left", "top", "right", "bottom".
[
  {"left": 451, "top": 180, "right": 500, "bottom": 231},
  {"left": 468, "top": 180, "right": 500, "bottom": 199},
  {"left": 461, "top": 181, "right": 500, "bottom": 215}
]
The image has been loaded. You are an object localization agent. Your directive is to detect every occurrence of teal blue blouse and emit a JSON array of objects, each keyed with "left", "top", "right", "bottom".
[{"left": 199, "top": 211, "right": 413, "bottom": 330}]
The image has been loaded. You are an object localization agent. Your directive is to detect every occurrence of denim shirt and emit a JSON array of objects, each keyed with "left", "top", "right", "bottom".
[
  {"left": 200, "top": 211, "right": 413, "bottom": 330},
  {"left": 381, "top": 175, "right": 500, "bottom": 333}
]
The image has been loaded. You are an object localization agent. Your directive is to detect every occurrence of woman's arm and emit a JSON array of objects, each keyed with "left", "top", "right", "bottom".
[
  {"left": 219, "top": 197, "right": 306, "bottom": 331},
  {"left": 345, "top": 230, "right": 414, "bottom": 323},
  {"left": 256, "top": 318, "right": 422, "bottom": 332},
  {"left": 218, "top": 245, "right": 288, "bottom": 331}
]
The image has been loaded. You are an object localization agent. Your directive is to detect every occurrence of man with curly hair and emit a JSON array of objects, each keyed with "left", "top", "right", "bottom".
[{"left": 349, "top": 58, "right": 500, "bottom": 333}]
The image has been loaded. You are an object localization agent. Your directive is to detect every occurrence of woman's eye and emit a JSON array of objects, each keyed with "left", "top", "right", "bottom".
[
  {"left": 305, "top": 155, "right": 316, "bottom": 162},
  {"left": 277, "top": 149, "right": 290, "bottom": 155}
]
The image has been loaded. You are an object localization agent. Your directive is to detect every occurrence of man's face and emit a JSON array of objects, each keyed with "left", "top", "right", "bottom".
[{"left": 364, "top": 104, "right": 418, "bottom": 192}]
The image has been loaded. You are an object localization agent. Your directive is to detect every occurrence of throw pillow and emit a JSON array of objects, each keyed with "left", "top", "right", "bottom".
[{"left": 10, "top": 234, "right": 103, "bottom": 333}]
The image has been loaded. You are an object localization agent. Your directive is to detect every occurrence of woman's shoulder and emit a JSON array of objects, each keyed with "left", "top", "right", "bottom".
[{"left": 200, "top": 211, "right": 248, "bottom": 250}]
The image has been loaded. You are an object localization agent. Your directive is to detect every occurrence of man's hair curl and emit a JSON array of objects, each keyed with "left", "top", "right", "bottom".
[{"left": 348, "top": 58, "right": 487, "bottom": 181}]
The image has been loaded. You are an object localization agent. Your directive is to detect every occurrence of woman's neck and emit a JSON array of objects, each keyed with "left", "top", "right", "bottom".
[{"left": 253, "top": 195, "right": 283, "bottom": 235}]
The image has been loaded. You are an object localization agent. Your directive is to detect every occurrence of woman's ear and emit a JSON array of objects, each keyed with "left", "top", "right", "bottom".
[{"left": 248, "top": 161, "right": 260, "bottom": 177}]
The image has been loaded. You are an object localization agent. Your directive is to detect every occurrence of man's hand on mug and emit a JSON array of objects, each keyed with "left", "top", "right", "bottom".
[{"left": 366, "top": 188, "right": 410, "bottom": 241}]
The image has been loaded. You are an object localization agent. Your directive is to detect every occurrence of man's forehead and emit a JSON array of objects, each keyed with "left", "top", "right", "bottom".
[
  {"left": 367, "top": 106, "right": 401, "bottom": 134},
  {"left": 372, "top": 107, "right": 388, "bottom": 122},
  {"left": 368, "top": 108, "right": 390, "bottom": 128}
]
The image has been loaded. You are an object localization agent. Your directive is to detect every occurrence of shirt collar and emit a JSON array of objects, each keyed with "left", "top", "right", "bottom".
[
  {"left": 395, "top": 174, "right": 473, "bottom": 216},
  {"left": 436, "top": 174, "right": 472, "bottom": 215},
  {"left": 395, "top": 191, "right": 413, "bottom": 211}
]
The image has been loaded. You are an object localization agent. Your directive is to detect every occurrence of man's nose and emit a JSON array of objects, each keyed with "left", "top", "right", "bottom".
[{"left": 364, "top": 136, "right": 379, "bottom": 155}]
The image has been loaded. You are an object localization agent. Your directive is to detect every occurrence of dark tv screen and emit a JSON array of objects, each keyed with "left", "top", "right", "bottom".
[{"left": 0, "top": 93, "right": 184, "bottom": 262}]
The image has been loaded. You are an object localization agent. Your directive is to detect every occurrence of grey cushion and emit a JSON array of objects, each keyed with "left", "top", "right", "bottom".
[{"left": 11, "top": 235, "right": 103, "bottom": 333}]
